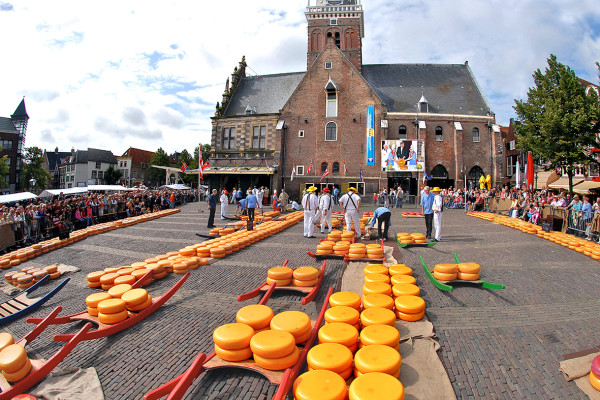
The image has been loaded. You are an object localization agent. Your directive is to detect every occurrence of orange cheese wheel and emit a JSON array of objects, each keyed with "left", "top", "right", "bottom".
[
  {"left": 101, "top": 284, "right": 114, "bottom": 291},
  {"left": 43, "top": 265, "right": 58, "bottom": 274},
  {"left": 590, "top": 371, "right": 600, "bottom": 391},
  {"left": 318, "top": 322, "right": 358, "bottom": 347},
  {"left": 329, "top": 291, "right": 362, "bottom": 310},
  {"left": 293, "top": 267, "right": 320, "bottom": 281},
  {"left": 390, "top": 275, "right": 417, "bottom": 286},
  {"left": 16, "top": 274, "right": 33, "bottom": 284},
  {"left": 213, "top": 323, "right": 255, "bottom": 350},
  {"left": 131, "top": 269, "right": 151, "bottom": 280},
  {"left": 87, "top": 271, "right": 105, "bottom": 282},
  {"left": 293, "top": 278, "right": 319, "bottom": 287},
  {"left": 293, "top": 369, "right": 347, "bottom": 400},
  {"left": 87, "top": 306, "right": 99, "bottom": 317},
  {"left": 127, "top": 295, "right": 153, "bottom": 311},
  {"left": 97, "top": 298, "right": 127, "bottom": 314},
  {"left": 394, "top": 295, "right": 425, "bottom": 314},
  {"left": 348, "top": 372, "right": 405, "bottom": 400},
  {"left": 49, "top": 272, "right": 61, "bottom": 279},
  {"left": 121, "top": 288, "right": 149, "bottom": 307},
  {"left": 433, "top": 271, "right": 458, "bottom": 281},
  {"left": 362, "top": 282, "right": 392, "bottom": 296},
  {"left": 0, "top": 333, "right": 14, "bottom": 352},
  {"left": 250, "top": 330, "right": 296, "bottom": 358},
  {"left": 324, "top": 306, "right": 360, "bottom": 325},
  {"left": 153, "top": 271, "right": 168, "bottom": 280},
  {"left": 458, "top": 262, "right": 481, "bottom": 274},
  {"left": 86, "top": 292, "right": 112, "bottom": 308},
  {"left": 364, "top": 273, "right": 391, "bottom": 285},
  {"left": 396, "top": 309, "right": 425, "bottom": 322},
  {"left": 99, "top": 272, "right": 119, "bottom": 285},
  {"left": 359, "top": 324, "right": 400, "bottom": 348},
  {"left": 363, "top": 294, "right": 394, "bottom": 310},
  {"left": 354, "top": 344, "right": 401, "bottom": 375},
  {"left": 360, "top": 307, "right": 396, "bottom": 327},
  {"left": 253, "top": 345, "right": 299, "bottom": 371},
  {"left": 266, "top": 277, "right": 292, "bottom": 287},
  {"left": 131, "top": 262, "right": 147, "bottom": 269},
  {"left": 388, "top": 264, "right": 412, "bottom": 276},
  {"left": 457, "top": 272, "right": 480, "bottom": 281},
  {"left": 2, "top": 357, "right": 31, "bottom": 383},
  {"left": 270, "top": 311, "right": 311, "bottom": 340},
  {"left": 236, "top": 304, "right": 274, "bottom": 330},
  {"left": 98, "top": 309, "right": 129, "bottom": 324},
  {"left": 307, "top": 343, "right": 353, "bottom": 373},
  {"left": 114, "top": 275, "right": 136, "bottom": 285},
  {"left": 108, "top": 284, "right": 132, "bottom": 299},
  {"left": 214, "top": 344, "right": 252, "bottom": 362},
  {"left": 0, "top": 344, "right": 28, "bottom": 373},
  {"left": 116, "top": 268, "right": 136, "bottom": 276},
  {"left": 392, "top": 283, "right": 421, "bottom": 297},
  {"left": 179, "top": 248, "right": 195, "bottom": 257},
  {"left": 434, "top": 263, "right": 458, "bottom": 274},
  {"left": 294, "top": 326, "right": 312, "bottom": 344}
]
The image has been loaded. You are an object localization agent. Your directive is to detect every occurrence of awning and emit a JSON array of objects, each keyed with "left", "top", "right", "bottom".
[
  {"left": 0, "top": 192, "right": 38, "bottom": 204},
  {"left": 454, "top": 122, "right": 463, "bottom": 130},
  {"left": 418, "top": 121, "right": 426, "bottom": 129},
  {"left": 572, "top": 180, "right": 600, "bottom": 194},
  {"left": 159, "top": 184, "right": 191, "bottom": 190},
  {"left": 202, "top": 166, "right": 276, "bottom": 175},
  {"left": 548, "top": 177, "right": 584, "bottom": 190},
  {"left": 534, "top": 170, "right": 559, "bottom": 190},
  {"left": 87, "top": 185, "right": 134, "bottom": 192},
  {"left": 39, "top": 187, "right": 88, "bottom": 197}
]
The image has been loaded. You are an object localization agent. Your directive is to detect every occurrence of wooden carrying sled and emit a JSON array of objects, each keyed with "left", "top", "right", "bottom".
[
  {"left": 420, "top": 254, "right": 505, "bottom": 291},
  {"left": 396, "top": 237, "right": 437, "bottom": 248}
]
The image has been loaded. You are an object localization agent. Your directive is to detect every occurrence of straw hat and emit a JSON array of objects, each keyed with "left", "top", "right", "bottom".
[
  {"left": 432, "top": 187, "right": 442, "bottom": 192},
  {"left": 306, "top": 186, "right": 318, "bottom": 192},
  {"left": 348, "top": 187, "right": 358, "bottom": 193}
]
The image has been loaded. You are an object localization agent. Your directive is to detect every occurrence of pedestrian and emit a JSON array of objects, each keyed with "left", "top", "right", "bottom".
[
  {"left": 272, "top": 190, "right": 278, "bottom": 210},
  {"left": 370, "top": 206, "right": 392, "bottom": 240},
  {"left": 396, "top": 187, "right": 404, "bottom": 208},
  {"left": 372, "top": 192, "right": 377, "bottom": 205},
  {"left": 420, "top": 186, "right": 435, "bottom": 239},
  {"left": 319, "top": 187, "right": 333, "bottom": 234},
  {"left": 257, "top": 187, "right": 264, "bottom": 213},
  {"left": 231, "top": 187, "right": 237, "bottom": 204},
  {"left": 207, "top": 189, "right": 217, "bottom": 228},
  {"left": 389, "top": 188, "right": 396, "bottom": 208},
  {"left": 279, "top": 189, "right": 289, "bottom": 212},
  {"left": 431, "top": 187, "right": 443, "bottom": 242},
  {"left": 220, "top": 190, "right": 229, "bottom": 220},
  {"left": 333, "top": 186, "right": 340, "bottom": 205},
  {"left": 340, "top": 187, "right": 361, "bottom": 239},
  {"left": 246, "top": 190, "right": 257, "bottom": 222},
  {"left": 302, "top": 186, "right": 319, "bottom": 238}
]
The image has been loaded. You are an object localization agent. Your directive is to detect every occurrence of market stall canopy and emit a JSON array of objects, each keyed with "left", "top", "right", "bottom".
[
  {"left": 87, "top": 185, "right": 135, "bottom": 192},
  {"left": 534, "top": 170, "right": 560, "bottom": 190},
  {"left": 202, "top": 166, "right": 276, "bottom": 175},
  {"left": 0, "top": 192, "right": 37, "bottom": 204},
  {"left": 548, "top": 177, "right": 584, "bottom": 190},
  {"left": 572, "top": 180, "right": 600, "bottom": 194},
  {"left": 160, "top": 184, "right": 191, "bottom": 190},
  {"left": 38, "top": 187, "right": 88, "bottom": 197}
]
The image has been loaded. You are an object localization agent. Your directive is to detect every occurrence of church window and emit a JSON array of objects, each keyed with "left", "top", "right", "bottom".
[
  {"left": 399, "top": 125, "right": 407, "bottom": 139},
  {"left": 335, "top": 32, "right": 340, "bottom": 48},
  {"left": 326, "top": 122, "right": 337, "bottom": 141},
  {"left": 321, "top": 162, "right": 328, "bottom": 173},
  {"left": 222, "top": 127, "right": 235, "bottom": 149},
  {"left": 252, "top": 126, "right": 266, "bottom": 148},
  {"left": 326, "top": 90, "right": 337, "bottom": 117},
  {"left": 332, "top": 162, "right": 340, "bottom": 174},
  {"left": 435, "top": 126, "right": 443, "bottom": 142},
  {"left": 472, "top": 127, "right": 480, "bottom": 142}
]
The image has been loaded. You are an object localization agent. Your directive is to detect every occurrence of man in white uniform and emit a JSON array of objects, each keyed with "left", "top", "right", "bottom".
[
  {"left": 319, "top": 187, "right": 333, "bottom": 234},
  {"left": 339, "top": 187, "right": 361, "bottom": 238},
  {"left": 302, "top": 186, "right": 319, "bottom": 238},
  {"left": 220, "top": 190, "right": 229, "bottom": 220},
  {"left": 257, "top": 187, "right": 264, "bottom": 212},
  {"left": 431, "top": 187, "right": 443, "bottom": 242}
]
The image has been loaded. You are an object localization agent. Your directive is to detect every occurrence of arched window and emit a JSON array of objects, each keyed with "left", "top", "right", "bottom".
[
  {"left": 344, "top": 29, "right": 358, "bottom": 49},
  {"left": 399, "top": 125, "right": 407, "bottom": 139},
  {"left": 321, "top": 162, "right": 328, "bottom": 173},
  {"left": 311, "top": 30, "right": 323, "bottom": 52},
  {"left": 435, "top": 126, "right": 443, "bottom": 142},
  {"left": 431, "top": 164, "right": 449, "bottom": 179},
  {"left": 467, "top": 166, "right": 484, "bottom": 188},
  {"left": 472, "top": 127, "right": 480, "bottom": 142},
  {"left": 335, "top": 32, "right": 340, "bottom": 48},
  {"left": 326, "top": 122, "right": 337, "bottom": 141},
  {"left": 332, "top": 162, "right": 340, "bottom": 174}
]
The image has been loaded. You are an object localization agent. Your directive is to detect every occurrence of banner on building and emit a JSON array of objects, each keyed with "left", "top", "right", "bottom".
[
  {"left": 366, "top": 106, "right": 375, "bottom": 166},
  {"left": 380, "top": 139, "right": 425, "bottom": 172}
]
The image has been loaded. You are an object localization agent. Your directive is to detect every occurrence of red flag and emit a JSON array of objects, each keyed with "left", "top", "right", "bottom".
[
  {"left": 319, "top": 167, "right": 330, "bottom": 183},
  {"left": 343, "top": 160, "right": 348, "bottom": 176},
  {"left": 180, "top": 161, "right": 188, "bottom": 173},
  {"left": 307, "top": 160, "right": 313, "bottom": 175},
  {"left": 526, "top": 151, "right": 534, "bottom": 190}
]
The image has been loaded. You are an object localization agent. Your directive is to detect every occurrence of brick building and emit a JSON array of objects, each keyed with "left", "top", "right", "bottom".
[
  {"left": 208, "top": 0, "right": 500, "bottom": 199},
  {"left": 0, "top": 99, "right": 28, "bottom": 194},
  {"left": 117, "top": 147, "right": 154, "bottom": 187}
]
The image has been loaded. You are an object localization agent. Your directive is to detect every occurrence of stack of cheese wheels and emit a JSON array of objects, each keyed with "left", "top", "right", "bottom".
[
  {"left": 87, "top": 271, "right": 105, "bottom": 288},
  {"left": 97, "top": 298, "right": 129, "bottom": 324},
  {"left": 293, "top": 369, "right": 347, "bottom": 400},
  {"left": 131, "top": 269, "right": 153, "bottom": 286},
  {"left": 172, "top": 262, "right": 188, "bottom": 275},
  {"left": 16, "top": 274, "right": 34, "bottom": 290},
  {"left": 329, "top": 291, "right": 362, "bottom": 312},
  {"left": 236, "top": 304, "right": 274, "bottom": 332},
  {"left": 396, "top": 232, "right": 414, "bottom": 245},
  {"left": 457, "top": 262, "right": 481, "bottom": 281},
  {"left": 0, "top": 343, "right": 32, "bottom": 383},
  {"left": 341, "top": 231, "right": 355, "bottom": 241},
  {"left": 0, "top": 259, "right": 9, "bottom": 270},
  {"left": 433, "top": 263, "right": 458, "bottom": 281},
  {"left": 267, "top": 266, "right": 293, "bottom": 287},
  {"left": 99, "top": 272, "right": 119, "bottom": 291},
  {"left": 327, "top": 230, "right": 342, "bottom": 242},
  {"left": 390, "top": 274, "right": 417, "bottom": 286},
  {"left": 348, "top": 243, "right": 366, "bottom": 259},
  {"left": 349, "top": 372, "right": 405, "bottom": 400},
  {"left": 394, "top": 295, "right": 426, "bottom": 322},
  {"left": 114, "top": 271, "right": 136, "bottom": 286},
  {"left": 364, "top": 273, "right": 390, "bottom": 285},
  {"left": 318, "top": 322, "right": 359, "bottom": 353},
  {"left": 362, "top": 294, "right": 394, "bottom": 311},
  {"left": 360, "top": 307, "right": 396, "bottom": 328},
  {"left": 332, "top": 241, "right": 350, "bottom": 255},
  {"left": 270, "top": 311, "right": 312, "bottom": 344},
  {"left": 4, "top": 271, "right": 17, "bottom": 286},
  {"left": 388, "top": 264, "right": 412, "bottom": 277},
  {"left": 590, "top": 355, "right": 600, "bottom": 391},
  {"left": 210, "top": 246, "right": 226, "bottom": 259},
  {"left": 392, "top": 283, "right": 420, "bottom": 298},
  {"left": 148, "top": 263, "right": 167, "bottom": 280},
  {"left": 44, "top": 264, "right": 60, "bottom": 279},
  {"left": 86, "top": 292, "right": 111, "bottom": 316},
  {"left": 364, "top": 264, "right": 388, "bottom": 276},
  {"left": 410, "top": 232, "right": 426, "bottom": 243},
  {"left": 324, "top": 306, "right": 360, "bottom": 331},
  {"left": 108, "top": 284, "right": 133, "bottom": 299},
  {"left": 121, "top": 288, "right": 152, "bottom": 312},
  {"left": 359, "top": 324, "right": 400, "bottom": 350},
  {"left": 362, "top": 282, "right": 392, "bottom": 297},
  {"left": 366, "top": 243, "right": 384, "bottom": 259},
  {"left": 354, "top": 344, "right": 401, "bottom": 378},
  {"left": 213, "top": 323, "right": 255, "bottom": 362},
  {"left": 292, "top": 267, "right": 320, "bottom": 287},
  {"left": 316, "top": 241, "right": 334, "bottom": 255},
  {"left": 250, "top": 330, "right": 299, "bottom": 370},
  {"left": 307, "top": 343, "right": 353, "bottom": 380}
]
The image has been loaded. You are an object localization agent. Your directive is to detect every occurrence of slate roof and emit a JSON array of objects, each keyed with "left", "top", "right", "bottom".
[
  {"left": 0, "top": 117, "right": 18, "bottom": 134},
  {"left": 46, "top": 151, "right": 72, "bottom": 171},
  {"left": 121, "top": 147, "right": 154, "bottom": 166},
  {"left": 70, "top": 148, "right": 117, "bottom": 164},
  {"left": 11, "top": 99, "right": 28, "bottom": 119}
]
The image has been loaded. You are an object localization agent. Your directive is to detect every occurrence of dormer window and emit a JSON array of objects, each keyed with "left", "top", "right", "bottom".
[
  {"left": 418, "top": 94, "right": 429, "bottom": 113},
  {"left": 325, "top": 78, "right": 339, "bottom": 118}
]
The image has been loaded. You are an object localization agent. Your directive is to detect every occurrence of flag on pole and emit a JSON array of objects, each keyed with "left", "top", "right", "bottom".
[
  {"left": 197, "top": 157, "right": 210, "bottom": 180},
  {"left": 180, "top": 161, "right": 189, "bottom": 173},
  {"left": 319, "top": 167, "right": 330, "bottom": 183},
  {"left": 291, "top": 165, "right": 295, "bottom": 182},
  {"left": 423, "top": 169, "right": 431, "bottom": 183},
  {"left": 360, "top": 165, "right": 364, "bottom": 182},
  {"left": 265, "top": 161, "right": 270, "bottom": 175},
  {"left": 307, "top": 160, "right": 313, "bottom": 175},
  {"left": 234, "top": 164, "right": 239, "bottom": 172},
  {"left": 516, "top": 158, "right": 521, "bottom": 188},
  {"left": 343, "top": 160, "right": 348, "bottom": 176}
]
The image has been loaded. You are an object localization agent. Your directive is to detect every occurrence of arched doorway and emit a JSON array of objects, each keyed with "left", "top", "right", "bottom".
[
  {"left": 427, "top": 164, "right": 454, "bottom": 189},
  {"left": 467, "top": 166, "right": 485, "bottom": 190}
]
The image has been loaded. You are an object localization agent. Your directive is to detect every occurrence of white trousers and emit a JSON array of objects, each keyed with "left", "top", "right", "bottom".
[
  {"left": 434, "top": 211, "right": 442, "bottom": 240},
  {"left": 304, "top": 211, "right": 316, "bottom": 237},
  {"left": 320, "top": 210, "right": 333, "bottom": 232},
  {"left": 345, "top": 210, "right": 361, "bottom": 237},
  {"left": 220, "top": 203, "right": 228, "bottom": 219}
]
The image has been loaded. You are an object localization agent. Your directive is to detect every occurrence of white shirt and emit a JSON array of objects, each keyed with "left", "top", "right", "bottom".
[
  {"left": 302, "top": 193, "right": 319, "bottom": 212},
  {"left": 319, "top": 194, "right": 332, "bottom": 211},
  {"left": 340, "top": 193, "right": 360, "bottom": 211},
  {"left": 432, "top": 194, "right": 443, "bottom": 212},
  {"left": 220, "top": 194, "right": 228, "bottom": 204}
]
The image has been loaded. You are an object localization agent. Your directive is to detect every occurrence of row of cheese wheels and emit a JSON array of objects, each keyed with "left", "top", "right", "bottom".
[
  {"left": 396, "top": 232, "right": 426, "bottom": 245},
  {"left": 433, "top": 262, "right": 481, "bottom": 281},
  {"left": 316, "top": 241, "right": 384, "bottom": 259},
  {"left": 85, "top": 288, "right": 152, "bottom": 324},
  {"left": 0, "top": 333, "right": 31, "bottom": 383},
  {"left": 0, "top": 209, "right": 181, "bottom": 270},
  {"left": 4, "top": 265, "right": 60, "bottom": 289},
  {"left": 208, "top": 214, "right": 278, "bottom": 237},
  {"left": 266, "top": 266, "right": 320, "bottom": 287},
  {"left": 316, "top": 240, "right": 352, "bottom": 255}
]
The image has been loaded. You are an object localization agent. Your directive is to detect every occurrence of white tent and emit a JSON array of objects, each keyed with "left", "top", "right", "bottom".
[
  {"left": 160, "top": 184, "right": 191, "bottom": 190},
  {"left": 38, "top": 187, "right": 88, "bottom": 198},
  {"left": 87, "top": 185, "right": 134, "bottom": 192},
  {"left": 0, "top": 192, "right": 38, "bottom": 204}
]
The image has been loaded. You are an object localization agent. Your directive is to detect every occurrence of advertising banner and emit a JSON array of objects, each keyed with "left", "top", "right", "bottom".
[
  {"left": 366, "top": 106, "right": 375, "bottom": 166},
  {"left": 381, "top": 139, "right": 425, "bottom": 172}
]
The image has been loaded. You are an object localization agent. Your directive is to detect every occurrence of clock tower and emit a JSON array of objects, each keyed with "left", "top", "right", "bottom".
[{"left": 305, "top": 0, "right": 364, "bottom": 73}]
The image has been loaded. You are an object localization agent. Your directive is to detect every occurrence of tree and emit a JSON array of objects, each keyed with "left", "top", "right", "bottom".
[
  {"left": 23, "top": 146, "right": 52, "bottom": 192},
  {"left": 0, "top": 147, "right": 8, "bottom": 189},
  {"left": 104, "top": 165, "right": 122, "bottom": 185},
  {"left": 514, "top": 54, "right": 600, "bottom": 194},
  {"left": 194, "top": 144, "right": 211, "bottom": 164},
  {"left": 178, "top": 149, "right": 195, "bottom": 185},
  {"left": 147, "top": 147, "right": 171, "bottom": 186}
]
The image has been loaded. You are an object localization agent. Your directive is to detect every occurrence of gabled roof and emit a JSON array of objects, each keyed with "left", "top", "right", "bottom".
[
  {"left": 70, "top": 148, "right": 117, "bottom": 164},
  {"left": 121, "top": 147, "right": 154, "bottom": 166},
  {"left": 11, "top": 99, "right": 28, "bottom": 119},
  {"left": 0, "top": 117, "right": 18, "bottom": 134},
  {"left": 45, "top": 150, "right": 72, "bottom": 171}
]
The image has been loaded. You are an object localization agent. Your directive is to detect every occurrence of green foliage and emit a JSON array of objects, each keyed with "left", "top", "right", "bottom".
[
  {"left": 0, "top": 146, "right": 7, "bottom": 189},
  {"left": 147, "top": 147, "right": 171, "bottom": 186},
  {"left": 178, "top": 149, "right": 195, "bottom": 184},
  {"left": 514, "top": 54, "right": 600, "bottom": 194},
  {"left": 23, "top": 146, "right": 52, "bottom": 191},
  {"left": 104, "top": 165, "right": 122, "bottom": 185}
]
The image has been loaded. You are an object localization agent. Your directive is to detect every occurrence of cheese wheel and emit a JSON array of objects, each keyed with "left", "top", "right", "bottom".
[
  {"left": 16, "top": 274, "right": 33, "bottom": 284},
  {"left": 87, "top": 271, "right": 105, "bottom": 282},
  {"left": 293, "top": 278, "right": 319, "bottom": 287},
  {"left": 270, "top": 311, "right": 311, "bottom": 339},
  {"left": 114, "top": 275, "right": 136, "bottom": 285},
  {"left": 394, "top": 295, "right": 425, "bottom": 314},
  {"left": 32, "top": 270, "right": 49, "bottom": 280},
  {"left": 179, "top": 248, "right": 195, "bottom": 256},
  {"left": 49, "top": 272, "right": 61, "bottom": 280},
  {"left": 253, "top": 345, "right": 299, "bottom": 371},
  {"left": 294, "top": 326, "right": 313, "bottom": 344},
  {"left": 236, "top": 304, "right": 274, "bottom": 330},
  {"left": 307, "top": 343, "right": 353, "bottom": 373},
  {"left": 329, "top": 291, "right": 362, "bottom": 310},
  {"left": 293, "top": 267, "right": 320, "bottom": 281},
  {"left": 396, "top": 309, "right": 425, "bottom": 322},
  {"left": 87, "top": 306, "right": 99, "bottom": 316},
  {"left": 348, "top": 372, "right": 405, "bottom": 400},
  {"left": 0, "top": 344, "right": 28, "bottom": 373},
  {"left": 324, "top": 306, "right": 360, "bottom": 325},
  {"left": 457, "top": 272, "right": 480, "bottom": 281},
  {"left": 293, "top": 369, "right": 347, "bottom": 400},
  {"left": 390, "top": 275, "right": 417, "bottom": 286},
  {"left": 98, "top": 309, "right": 128, "bottom": 324},
  {"left": 43, "top": 265, "right": 58, "bottom": 274},
  {"left": 354, "top": 344, "right": 401, "bottom": 375},
  {"left": 131, "top": 269, "right": 151, "bottom": 280},
  {"left": 116, "top": 268, "right": 136, "bottom": 276},
  {"left": 392, "top": 283, "right": 421, "bottom": 297},
  {"left": 86, "top": 292, "right": 112, "bottom": 308},
  {"left": 250, "top": 330, "right": 296, "bottom": 358},
  {"left": 364, "top": 264, "right": 388, "bottom": 275},
  {"left": 153, "top": 271, "right": 168, "bottom": 280},
  {"left": 359, "top": 324, "right": 400, "bottom": 348},
  {"left": 362, "top": 282, "right": 392, "bottom": 296},
  {"left": 108, "top": 284, "right": 133, "bottom": 298},
  {"left": 121, "top": 288, "right": 149, "bottom": 307},
  {"left": 362, "top": 294, "right": 394, "bottom": 310},
  {"left": 99, "top": 272, "right": 119, "bottom": 285},
  {"left": 318, "top": 323, "right": 358, "bottom": 347},
  {"left": 127, "top": 295, "right": 153, "bottom": 311},
  {"left": 97, "top": 298, "right": 127, "bottom": 314},
  {"left": 433, "top": 271, "right": 458, "bottom": 281},
  {"left": 2, "top": 357, "right": 31, "bottom": 383},
  {"left": 213, "top": 323, "right": 255, "bottom": 350},
  {"left": 0, "top": 333, "right": 14, "bottom": 352},
  {"left": 266, "top": 277, "right": 292, "bottom": 287},
  {"left": 388, "top": 264, "right": 412, "bottom": 276},
  {"left": 590, "top": 371, "right": 600, "bottom": 391},
  {"left": 360, "top": 307, "right": 396, "bottom": 327},
  {"left": 434, "top": 263, "right": 458, "bottom": 274},
  {"left": 458, "top": 262, "right": 481, "bottom": 274},
  {"left": 214, "top": 344, "right": 252, "bottom": 362},
  {"left": 364, "top": 273, "right": 391, "bottom": 284}
]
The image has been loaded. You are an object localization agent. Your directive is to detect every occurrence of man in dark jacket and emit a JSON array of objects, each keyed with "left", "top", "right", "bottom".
[{"left": 207, "top": 189, "right": 217, "bottom": 228}]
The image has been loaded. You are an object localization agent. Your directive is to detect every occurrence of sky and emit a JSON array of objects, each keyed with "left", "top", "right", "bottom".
[{"left": 0, "top": 0, "right": 599, "bottom": 157}]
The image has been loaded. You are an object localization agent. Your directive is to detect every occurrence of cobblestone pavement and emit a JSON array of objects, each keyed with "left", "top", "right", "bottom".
[{"left": 2, "top": 202, "right": 599, "bottom": 399}]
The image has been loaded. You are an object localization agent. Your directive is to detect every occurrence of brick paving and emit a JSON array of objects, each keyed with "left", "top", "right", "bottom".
[{"left": 1, "top": 202, "right": 599, "bottom": 399}]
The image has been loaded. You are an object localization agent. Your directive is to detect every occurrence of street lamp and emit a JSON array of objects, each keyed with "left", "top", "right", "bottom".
[
  {"left": 534, "top": 164, "right": 539, "bottom": 191},
  {"left": 29, "top": 178, "right": 36, "bottom": 193}
]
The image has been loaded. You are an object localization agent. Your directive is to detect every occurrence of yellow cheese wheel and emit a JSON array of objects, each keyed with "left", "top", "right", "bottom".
[
  {"left": 359, "top": 324, "right": 400, "bottom": 348},
  {"left": 293, "top": 278, "right": 319, "bottom": 287},
  {"left": 362, "top": 282, "right": 392, "bottom": 296},
  {"left": 98, "top": 309, "right": 129, "bottom": 325},
  {"left": 43, "top": 265, "right": 58, "bottom": 274},
  {"left": 214, "top": 344, "right": 252, "bottom": 362},
  {"left": 267, "top": 266, "right": 293, "bottom": 280},
  {"left": 87, "top": 306, "right": 99, "bottom": 317},
  {"left": 116, "top": 267, "right": 136, "bottom": 276},
  {"left": 99, "top": 272, "right": 119, "bottom": 285},
  {"left": 390, "top": 275, "right": 417, "bottom": 286},
  {"left": 0, "top": 344, "right": 28, "bottom": 373},
  {"left": 307, "top": 343, "right": 353, "bottom": 373},
  {"left": 394, "top": 295, "right": 425, "bottom": 314},
  {"left": 360, "top": 307, "right": 396, "bottom": 327},
  {"left": 362, "top": 294, "right": 394, "bottom": 310},
  {"left": 2, "top": 357, "right": 31, "bottom": 383},
  {"left": 396, "top": 309, "right": 425, "bottom": 322},
  {"left": 253, "top": 345, "right": 299, "bottom": 371},
  {"left": 392, "top": 283, "right": 421, "bottom": 297},
  {"left": 236, "top": 304, "right": 274, "bottom": 330},
  {"left": 266, "top": 277, "right": 292, "bottom": 287},
  {"left": 293, "top": 369, "right": 347, "bottom": 400},
  {"left": 457, "top": 272, "right": 480, "bottom": 281},
  {"left": 131, "top": 269, "right": 151, "bottom": 280},
  {"left": 364, "top": 273, "right": 391, "bottom": 285},
  {"left": 434, "top": 263, "right": 458, "bottom": 273},
  {"left": 388, "top": 264, "right": 412, "bottom": 276},
  {"left": 86, "top": 280, "right": 100, "bottom": 288},
  {"left": 49, "top": 272, "right": 61, "bottom": 280},
  {"left": 270, "top": 311, "right": 311, "bottom": 339},
  {"left": 458, "top": 262, "right": 481, "bottom": 274},
  {"left": 127, "top": 295, "right": 153, "bottom": 311},
  {"left": 324, "top": 306, "right": 360, "bottom": 325},
  {"left": 108, "top": 284, "right": 133, "bottom": 299},
  {"left": 433, "top": 271, "right": 458, "bottom": 281},
  {"left": 153, "top": 271, "right": 168, "bottom": 280},
  {"left": 364, "top": 264, "right": 388, "bottom": 275},
  {"left": 250, "top": 330, "right": 296, "bottom": 358},
  {"left": 86, "top": 292, "right": 112, "bottom": 308},
  {"left": 409, "top": 232, "right": 425, "bottom": 239},
  {"left": 590, "top": 371, "right": 600, "bottom": 391},
  {"left": 348, "top": 372, "right": 405, "bottom": 400},
  {"left": 87, "top": 271, "right": 105, "bottom": 282},
  {"left": 318, "top": 323, "right": 359, "bottom": 347},
  {"left": 294, "top": 326, "right": 313, "bottom": 344},
  {"left": 0, "top": 333, "right": 14, "bottom": 352},
  {"left": 131, "top": 262, "right": 147, "bottom": 269},
  {"left": 179, "top": 248, "right": 196, "bottom": 257},
  {"left": 121, "top": 288, "right": 149, "bottom": 307},
  {"left": 354, "top": 344, "right": 401, "bottom": 375},
  {"left": 293, "top": 267, "right": 320, "bottom": 281},
  {"left": 213, "top": 323, "right": 255, "bottom": 350},
  {"left": 97, "top": 298, "right": 127, "bottom": 314}
]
